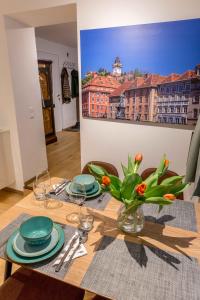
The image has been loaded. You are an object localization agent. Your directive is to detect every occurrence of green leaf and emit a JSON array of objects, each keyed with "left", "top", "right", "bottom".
[
  {"left": 88, "top": 164, "right": 106, "bottom": 177},
  {"left": 167, "top": 182, "right": 189, "bottom": 195},
  {"left": 121, "top": 173, "right": 142, "bottom": 200},
  {"left": 128, "top": 155, "right": 134, "bottom": 171},
  {"left": 124, "top": 199, "right": 143, "bottom": 213},
  {"left": 161, "top": 176, "right": 183, "bottom": 186},
  {"left": 145, "top": 173, "right": 158, "bottom": 189},
  {"left": 155, "top": 154, "right": 167, "bottom": 177},
  {"left": 144, "top": 185, "right": 168, "bottom": 198},
  {"left": 145, "top": 197, "right": 173, "bottom": 205},
  {"left": 109, "top": 175, "right": 122, "bottom": 190},
  {"left": 121, "top": 163, "right": 128, "bottom": 177},
  {"left": 110, "top": 185, "right": 121, "bottom": 201}
]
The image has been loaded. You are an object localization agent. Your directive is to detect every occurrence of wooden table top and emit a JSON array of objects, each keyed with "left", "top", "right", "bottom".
[{"left": 0, "top": 177, "right": 200, "bottom": 292}]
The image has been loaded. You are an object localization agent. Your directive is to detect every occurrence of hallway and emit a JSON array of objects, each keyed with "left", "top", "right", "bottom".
[{"left": 47, "top": 130, "right": 81, "bottom": 179}]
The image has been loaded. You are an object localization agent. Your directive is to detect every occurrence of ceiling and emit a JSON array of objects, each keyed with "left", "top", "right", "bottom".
[
  {"left": 35, "top": 22, "right": 77, "bottom": 48},
  {"left": 8, "top": 4, "right": 77, "bottom": 27}
]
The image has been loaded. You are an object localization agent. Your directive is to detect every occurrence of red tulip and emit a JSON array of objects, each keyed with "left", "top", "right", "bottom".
[
  {"left": 102, "top": 176, "right": 111, "bottom": 186},
  {"left": 163, "top": 194, "right": 176, "bottom": 200},
  {"left": 135, "top": 182, "right": 147, "bottom": 196},
  {"left": 135, "top": 153, "right": 143, "bottom": 163}
]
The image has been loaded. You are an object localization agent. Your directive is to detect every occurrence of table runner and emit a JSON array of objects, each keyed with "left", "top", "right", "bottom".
[
  {"left": 48, "top": 190, "right": 111, "bottom": 211},
  {"left": 143, "top": 200, "right": 197, "bottom": 232},
  {"left": 0, "top": 214, "right": 76, "bottom": 279},
  {"left": 81, "top": 236, "right": 200, "bottom": 300}
]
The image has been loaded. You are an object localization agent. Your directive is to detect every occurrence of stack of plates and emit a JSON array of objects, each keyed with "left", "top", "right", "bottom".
[
  {"left": 65, "top": 175, "right": 102, "bottom": 199},
  {"left": 6, "top": 222, "right": 65, "bottom": 264}
]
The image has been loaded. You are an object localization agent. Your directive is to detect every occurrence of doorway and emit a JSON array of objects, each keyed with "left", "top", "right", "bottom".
[
  {"left": 38, "top": 60, "right": 57, "bottom": 144},
  {"left": 5, "top": 4, "right": 81, "bottom": 186}
]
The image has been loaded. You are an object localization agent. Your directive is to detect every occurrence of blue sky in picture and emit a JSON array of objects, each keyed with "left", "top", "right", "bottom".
[{"left": 80, "top": 18, "right": 200, "bottom": 78}]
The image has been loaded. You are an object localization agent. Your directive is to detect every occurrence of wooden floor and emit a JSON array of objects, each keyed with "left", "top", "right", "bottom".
[{"left": 46, "top": 131, "right": 81, "bottom": 180}]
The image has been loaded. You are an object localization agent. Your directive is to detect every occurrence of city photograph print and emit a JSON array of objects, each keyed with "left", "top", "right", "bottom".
[{"left": 80, "top": 18, "right": 200, "bottom": 127}]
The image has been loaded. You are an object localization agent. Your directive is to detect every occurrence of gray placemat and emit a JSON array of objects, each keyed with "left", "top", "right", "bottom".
[
  {"left": 143, "top": 200, "right": 197, "bottom": 232},
  {"left": 81, "top": 236, "right": 200, "bottom": 300},
  {"left": 0, "top": 213, "right": 76, "bottom": 279},
  {"left": 48, "top": 190, "right": 111, "bottom": 211}
]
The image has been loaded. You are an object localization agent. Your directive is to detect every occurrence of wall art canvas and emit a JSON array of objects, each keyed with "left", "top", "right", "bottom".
[{"left": 81, "top": 19, "right": 200, "bottom": 127}]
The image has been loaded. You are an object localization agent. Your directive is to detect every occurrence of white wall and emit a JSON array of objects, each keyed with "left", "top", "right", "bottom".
[
  {"left": 0, "top": 0, "right": 200, "bottom": 189},
  {"left": 0, "top": 129, "right": 15, "bottom": 189},
  {"left": 5, "top": 17, "right": 48, "bottom": 183},
  {"left": 0, "top": 16, "right": 25, "bottom": 189},
  {"left": 77, "top": 0, "right": 196, "bottom": 177},
  {"left": 36, "top": 37, "right": 78, "bottom": 131}
]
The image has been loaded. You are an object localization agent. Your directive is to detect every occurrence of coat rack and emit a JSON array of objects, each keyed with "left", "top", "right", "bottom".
[{"left": 63, "top": 61, "right": 76, "bottom": 70}]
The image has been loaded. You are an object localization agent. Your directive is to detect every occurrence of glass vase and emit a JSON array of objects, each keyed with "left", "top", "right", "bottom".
[{"left": 117, "top": 205, "right": 144, "bottom": 234}]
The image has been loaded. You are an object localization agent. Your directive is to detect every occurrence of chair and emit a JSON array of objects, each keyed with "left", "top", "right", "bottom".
[
  {"left": 141, "top": 168, "right": 184, "bottom": 200},
  {"left": 0, "top": 267, "right": 85, "bottom": 300},
  {"left": 0, "top": 268, "right": 109, "bottom": 300},
  {"left": 82, "top": 161, "right": 119, "bottom": 177}
]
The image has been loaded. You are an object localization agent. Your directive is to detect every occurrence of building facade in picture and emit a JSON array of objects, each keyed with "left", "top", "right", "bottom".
[
  {"left": 81, "top": 19, "right": 200, "bottom": 127},
  {"left": 156, "top": 68, "right": 200, "bottom": 125}
]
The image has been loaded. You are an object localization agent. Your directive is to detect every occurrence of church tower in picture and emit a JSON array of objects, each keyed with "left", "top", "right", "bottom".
[{"left": 112, "top": 57, "right": 122, "bottom": 76}]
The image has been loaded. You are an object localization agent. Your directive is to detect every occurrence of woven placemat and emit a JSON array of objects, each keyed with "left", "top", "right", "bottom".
[
  {"left": 0, "top": 214, "right": 76, "bottom": 279},
  {"left": 48, "top": 190, "right": 111, "bottom": 211},
  {"left": 81, "top": 236, "right": 200, "bottom": 300},
  {"left": 143, "top": 200, "right": 197, "bottom": 232}
]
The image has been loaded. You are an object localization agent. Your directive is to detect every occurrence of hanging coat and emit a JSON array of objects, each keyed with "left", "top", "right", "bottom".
[
  {"left": 61, "top": 67, "right": 71, "bottom": 103},
  {"left": 71, "top": 69, "right": 79, "bottom": 98}
]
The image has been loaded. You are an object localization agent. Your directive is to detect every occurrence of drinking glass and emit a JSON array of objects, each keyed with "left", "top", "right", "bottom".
[
  {"left": 33, "top": 180, "right": 46, "bottom": 201},
  {"left": 79, "top": 210, "right": 94, "bottom": 231},
  {"left": 36, "top": 170, "right": 51, "bottom": 193},
  {"left": 66, "top": 184, "right": 87, "bottom": 223}
]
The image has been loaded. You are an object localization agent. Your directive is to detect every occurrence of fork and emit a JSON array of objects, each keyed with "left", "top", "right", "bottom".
[
  {"left": 64, "top": 232, "right": 87, "bottom": 270},
  {"left": 98, "top": 193, "right": 105, "bottom": 202}
]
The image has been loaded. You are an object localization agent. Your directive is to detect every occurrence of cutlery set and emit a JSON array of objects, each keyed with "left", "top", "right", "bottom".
[
  {"left": 55, "top": 230, "right": 87, "bottom": 272},
  {"left": 50, "top": 180, "right": 70, "bottom": 196}
]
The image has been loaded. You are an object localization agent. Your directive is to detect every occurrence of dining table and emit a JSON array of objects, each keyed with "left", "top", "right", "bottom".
[{"left": 0, "top": 176, "right": 200, "bottom": 300}]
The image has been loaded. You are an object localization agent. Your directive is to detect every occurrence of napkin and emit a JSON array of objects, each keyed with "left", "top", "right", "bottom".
[{"left": 53, "top": 232, "right": 87, "bottom": 266}]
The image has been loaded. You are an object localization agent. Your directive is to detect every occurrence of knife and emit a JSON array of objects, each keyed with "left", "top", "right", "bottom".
[
  {"left": 55, "top": 233, "right": 79, "bottom": 272},
  {"left": 64, "top": 236, "right": 83, "bottom": 270}
]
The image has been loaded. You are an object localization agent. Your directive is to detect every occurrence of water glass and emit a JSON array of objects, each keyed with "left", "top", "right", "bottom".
[
  {"left": 33, "top": 181, "right": 46, "bottom": 201},
  {"left": 36, "top": 170, "right": 51, "bottom": 192},
  {"left": 79, "top": 211, "right": 94, "bottom": 231}
]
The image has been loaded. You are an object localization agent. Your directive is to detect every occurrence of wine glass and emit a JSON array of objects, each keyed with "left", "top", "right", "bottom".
[{"left": 66, "top": 184, "right": 87, "bottom": 223}]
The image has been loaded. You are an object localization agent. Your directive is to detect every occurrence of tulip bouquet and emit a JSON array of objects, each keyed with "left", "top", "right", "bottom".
[{"left": 89, "top": 154, "right": 188, "bottom": 233}]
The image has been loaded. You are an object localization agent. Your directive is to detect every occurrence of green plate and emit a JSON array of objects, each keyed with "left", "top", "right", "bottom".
[
  {"left": 65, "top": 182, "right": 102, "bottom": 199},
  {"left": 13, "top": 226, "right": 60, "bottom": 258},
  {"left": 6, "top": 224, "right": 64, "bottom": 264},
  {"left": 70, "top": 181, "right": 99, "bottom": 196}
]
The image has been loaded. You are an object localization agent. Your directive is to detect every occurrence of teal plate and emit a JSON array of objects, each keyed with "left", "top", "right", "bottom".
[
  {"left": 6, "top": 224, "right": 64, "bottom": 264},
  {"left": 66, "top": 182, "right": 101, "bottom": 199},
  {"left": 70, "top": 181, "right": 99, "bottom": 196},
  {"left": 13, "top": 226, "right": 59, "bottom": 258}
]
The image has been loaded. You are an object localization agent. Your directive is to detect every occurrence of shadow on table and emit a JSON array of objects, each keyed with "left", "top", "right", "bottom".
[{"left": 88, "top": 209, "right": 196, "bottom": 269}]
